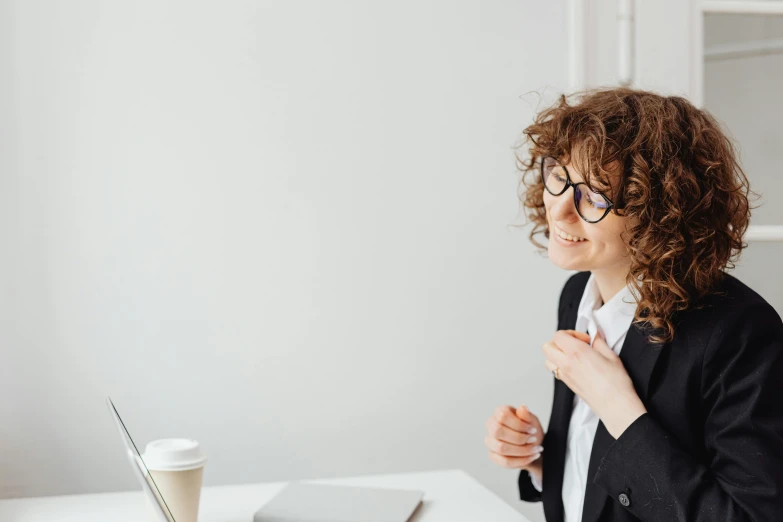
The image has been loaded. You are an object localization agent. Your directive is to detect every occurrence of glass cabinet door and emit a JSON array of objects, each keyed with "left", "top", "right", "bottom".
[{"left": 703, "top": 9, "right": 783, "bottom": 312}]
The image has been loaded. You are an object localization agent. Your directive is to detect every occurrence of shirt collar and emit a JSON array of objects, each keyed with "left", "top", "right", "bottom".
[{"left": 574, "top": 273, "right": 638, "bottom": 350}]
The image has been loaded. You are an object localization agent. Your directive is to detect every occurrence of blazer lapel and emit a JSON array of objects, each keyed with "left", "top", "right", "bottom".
[
  {"left": 580, "top": 321, "right": 664, "bottom": 522},
  {"left": 543, "top": 291, "right": 580, "bottom": 522},
  {"left": 544, "top": 379, "right": 575, "bottom": 522}
]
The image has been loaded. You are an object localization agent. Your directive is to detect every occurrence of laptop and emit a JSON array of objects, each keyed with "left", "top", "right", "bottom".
[
  {"left": 106, "top": 397, "right": 177, "bottom": 522},
  {"left": 108, "top": 397, "right": 425, "bottom": 522},
  {"left": 253, "top": 481, "right": 424, "bottom": 522}
]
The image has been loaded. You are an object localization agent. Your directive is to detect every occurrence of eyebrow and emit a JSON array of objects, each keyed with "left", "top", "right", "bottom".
[
  {"left": 559, "top": 161, "right": 586, "bottom": 184},
  {"left": 569, "top": 166, "right": 615, "bottom": 196}
]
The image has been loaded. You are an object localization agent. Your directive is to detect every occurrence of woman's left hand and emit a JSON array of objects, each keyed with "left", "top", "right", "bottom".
[{"left": 543, "top": 330, "right": 648, "bottom": 439}]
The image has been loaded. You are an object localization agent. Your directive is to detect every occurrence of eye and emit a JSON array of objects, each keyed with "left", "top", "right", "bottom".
[{"left": 586, "top": 193, "right": 608, "bottom": 209}]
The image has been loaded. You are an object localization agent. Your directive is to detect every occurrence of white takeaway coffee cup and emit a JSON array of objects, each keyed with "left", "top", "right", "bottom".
[{"left": 141, "top": 438, "right": 207, "bottom": 522}]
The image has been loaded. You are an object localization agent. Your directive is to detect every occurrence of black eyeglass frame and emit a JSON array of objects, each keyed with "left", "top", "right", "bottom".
[{"left": 540, "top": 156, "right": 617, "bottom": 224}]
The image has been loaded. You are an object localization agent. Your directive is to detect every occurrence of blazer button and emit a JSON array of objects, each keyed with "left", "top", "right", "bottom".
[{"left": 619, "top": 493, "right": 631, "bottom": 507}]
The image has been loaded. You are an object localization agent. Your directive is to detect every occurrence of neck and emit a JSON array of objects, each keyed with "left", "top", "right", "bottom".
[{"left": 591, "top": 267, "right": 630, "bottom": 305}]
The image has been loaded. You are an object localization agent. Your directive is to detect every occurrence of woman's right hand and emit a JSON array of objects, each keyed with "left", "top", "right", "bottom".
[{"left": 485, "top": 404, "right": 545, "bottom": 482}]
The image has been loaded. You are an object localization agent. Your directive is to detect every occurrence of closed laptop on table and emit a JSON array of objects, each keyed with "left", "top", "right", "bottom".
[{"left": 253, "top": 482, "right": 424, "bottom": 522}]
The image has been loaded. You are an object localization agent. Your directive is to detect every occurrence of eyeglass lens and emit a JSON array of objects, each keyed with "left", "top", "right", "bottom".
[{"left": 542, "top": 157, "right": 609, "bottom": 222}]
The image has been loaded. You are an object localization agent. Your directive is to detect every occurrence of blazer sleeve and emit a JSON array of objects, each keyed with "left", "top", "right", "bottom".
[
  {"left": 518, "top": 469, "right": 543, "bottom": 502},
  {"left": 592, "top": 301, "right": 783, "bottom": 521}
]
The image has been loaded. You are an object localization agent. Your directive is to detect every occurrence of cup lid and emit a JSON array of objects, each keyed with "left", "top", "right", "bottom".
[{"left": 141, "top": 439, "right": 207, "bottom": 471}]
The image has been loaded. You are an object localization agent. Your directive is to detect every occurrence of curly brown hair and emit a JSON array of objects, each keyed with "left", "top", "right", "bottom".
[{"left": 515, "top": 87, "right": 754, "bottom": 344}]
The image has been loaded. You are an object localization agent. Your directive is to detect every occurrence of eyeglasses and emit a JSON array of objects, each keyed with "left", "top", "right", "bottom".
[{"left": 540, "top": 156, "right": 616, "bottom": 223}]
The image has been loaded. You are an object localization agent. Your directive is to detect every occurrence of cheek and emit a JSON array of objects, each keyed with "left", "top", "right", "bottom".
[
  {"left": 542, "top": 193, "right": 560, "bottom": 222},
  {"left": 591, "top": 228, "right": 629, "bottom": 256},
  {"left": 542, "top": 192, "right": 552, "bottom": 213},
  {"left": 587, "top": 215, "right": 628, "bottom": 245}
]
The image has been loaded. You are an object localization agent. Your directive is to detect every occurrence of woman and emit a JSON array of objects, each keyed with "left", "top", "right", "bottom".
[{"left": 484, "top": 87, "right": 783, "bottom": 522}]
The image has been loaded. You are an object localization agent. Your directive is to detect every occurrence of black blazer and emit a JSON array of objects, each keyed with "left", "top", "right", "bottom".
[{"left": 518, "top": 271, "right": 783, "bottom": 522}]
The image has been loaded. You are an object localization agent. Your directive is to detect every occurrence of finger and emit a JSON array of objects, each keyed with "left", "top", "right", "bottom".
[
  {"left": 514, "top": 405, "right": 540, "bottom": 434},
  {"left": 542, "top": 341, "right": 568, "bottom": 368},
  {"left": 553, "top": 330, "right": 589, "bottom": 355},
  {"left": 493, "top": 405, "right": 531, "bottom": 434},
  {"left": 563, "top": 329, "right": 591, "bottom": 344},
  {"left": 514, "top": 405, "right": 543, "bottom": 442},
  {"left": 485, "top": 435, "right": 544, "bottom": 457},
  {"left": 487, "top": 421, "right": 537, "bottom": 445},
  {"left": 488, "top": 449, "right": 542, "bottom": 469},
  {"left": 592, "top": 333, "right": 619, "bottom": 360},
  {"left": 544, "top": 358, "right": 571, "bottom": 389}
]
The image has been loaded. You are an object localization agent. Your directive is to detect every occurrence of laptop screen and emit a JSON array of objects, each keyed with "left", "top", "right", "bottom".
[{"left": 106, "top": 397, "right": 176, "bottom": 522}]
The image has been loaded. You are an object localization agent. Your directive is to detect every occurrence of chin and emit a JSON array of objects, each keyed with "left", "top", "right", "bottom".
[
  {"left": 552, "top": 259, "right": 589, "bottom": 272},
  {"left": 548, "top": 245, "right": 590, "bottom": 272}
]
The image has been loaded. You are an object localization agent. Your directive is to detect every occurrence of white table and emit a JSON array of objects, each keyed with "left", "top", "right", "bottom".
[{"left": 0, "top": 468, "right": 530, "bottom": 522}]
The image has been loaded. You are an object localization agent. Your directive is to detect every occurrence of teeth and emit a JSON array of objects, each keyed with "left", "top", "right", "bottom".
[{"left": 555, "top": 225, "right": 586, "bottom": 242}]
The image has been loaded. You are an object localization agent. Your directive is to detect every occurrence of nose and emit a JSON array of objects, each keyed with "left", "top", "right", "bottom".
[{"left": 547, "top": 188, "right": 580, "bottom": 223}]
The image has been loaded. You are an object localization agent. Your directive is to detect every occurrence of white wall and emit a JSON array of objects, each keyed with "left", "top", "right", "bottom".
[{"left": 0, "top": 2, "right": 572, "bottom": 522}]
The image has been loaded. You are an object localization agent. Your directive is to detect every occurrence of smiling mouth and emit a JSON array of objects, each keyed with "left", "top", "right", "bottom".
[{"left": 553, "top": 224, "right": 588, "bottom": 242}]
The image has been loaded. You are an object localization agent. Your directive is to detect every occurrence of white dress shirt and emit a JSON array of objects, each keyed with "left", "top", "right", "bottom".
[{"left": 531, "top": 274, "right": 637, "bottom": 522}]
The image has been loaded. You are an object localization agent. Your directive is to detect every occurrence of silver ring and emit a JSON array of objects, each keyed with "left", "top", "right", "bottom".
[{"left": 552, "top": 367, "right": 560, "bottom": 380}]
